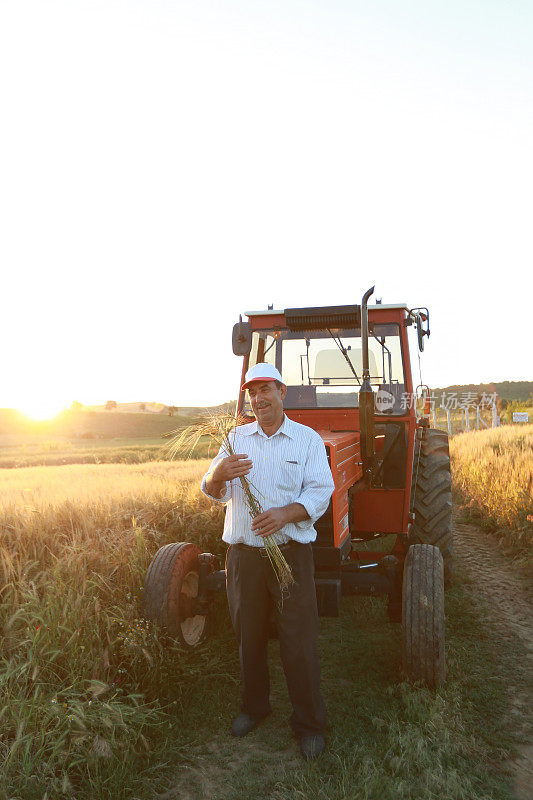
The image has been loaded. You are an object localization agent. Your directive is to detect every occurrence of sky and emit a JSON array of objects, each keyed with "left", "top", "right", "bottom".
[{"left": 1, "top": 0, "right": 532, "bottom": 417}]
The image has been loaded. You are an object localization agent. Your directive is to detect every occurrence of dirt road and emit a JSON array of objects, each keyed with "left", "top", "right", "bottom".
[{"left": 454, "top": 520, "right": 532, "bottom": 800}]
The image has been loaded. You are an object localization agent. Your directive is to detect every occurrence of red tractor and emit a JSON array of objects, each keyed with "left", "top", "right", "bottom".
[{"left": 143, "top": 288, "right": 452, "bottom": 687}]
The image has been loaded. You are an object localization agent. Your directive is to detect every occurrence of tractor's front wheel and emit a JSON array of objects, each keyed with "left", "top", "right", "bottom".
[
  {"left": 143, "top": 542, "right": 210, "bottom": 648},
  {"left": 402, "top": 543, "right": 446, "bottom": 687}
]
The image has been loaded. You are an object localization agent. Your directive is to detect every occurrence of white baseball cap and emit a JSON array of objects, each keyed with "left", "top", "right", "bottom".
[{"left": 241, "top": 362, "right": 283, "bottom": 390}]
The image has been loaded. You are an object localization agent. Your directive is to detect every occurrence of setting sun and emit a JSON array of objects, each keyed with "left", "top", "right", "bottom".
[{"left": 17, "top": 399, "right": 68, "bottom": 421}]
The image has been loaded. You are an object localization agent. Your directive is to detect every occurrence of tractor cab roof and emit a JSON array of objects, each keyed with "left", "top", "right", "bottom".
[
  {"left": 245, "top": 304, "right": 408, "bottom": 318},
  {"left": 244, "top": 304, "right": 410, "bottom": 332}
]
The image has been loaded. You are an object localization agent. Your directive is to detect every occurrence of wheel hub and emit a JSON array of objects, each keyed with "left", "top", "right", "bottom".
[{"left": 179, "top": 570, "right": 207, "bottom": 647}]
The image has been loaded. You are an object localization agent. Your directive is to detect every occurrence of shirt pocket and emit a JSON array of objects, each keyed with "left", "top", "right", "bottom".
[{"left": 277, "top": 459, "right": 303, "bottom": 493}]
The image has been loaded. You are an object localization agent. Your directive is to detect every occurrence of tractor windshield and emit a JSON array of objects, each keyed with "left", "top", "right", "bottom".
[{"left": 247, "top": 324, "right": 406, "bottom": 413}]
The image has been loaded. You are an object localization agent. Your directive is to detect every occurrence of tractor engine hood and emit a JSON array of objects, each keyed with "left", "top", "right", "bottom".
[
  {"left": 317, "top": 430, "right": 363, "bottom": 550},
  {"left": 319, "top": 430, "right": 362, "bottom": 490}
]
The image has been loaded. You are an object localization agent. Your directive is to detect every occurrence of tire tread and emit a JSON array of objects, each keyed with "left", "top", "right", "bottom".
[
  {"left": 411, "top": 428, "right": 453, "bottom": 585},
  {"left": 402, "top": 543, "right": 446, "bottom": 687}
]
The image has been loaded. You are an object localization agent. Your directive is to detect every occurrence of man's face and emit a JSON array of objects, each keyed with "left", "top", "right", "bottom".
[{"left": 247, "top": 381, "right": 286, "bottom": 429}]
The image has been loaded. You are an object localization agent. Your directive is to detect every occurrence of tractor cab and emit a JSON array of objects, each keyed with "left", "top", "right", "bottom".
[
  {"left": 233, "top": 295, "right": 422, "bottom": 569},
  {"left": 241, "top": 308, "right": 407, "bottom": 416}
]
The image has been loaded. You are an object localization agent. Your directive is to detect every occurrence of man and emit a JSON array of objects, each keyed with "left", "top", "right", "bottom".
[{"left": 201, "top": 362, "right": 334, "bottom": 760}]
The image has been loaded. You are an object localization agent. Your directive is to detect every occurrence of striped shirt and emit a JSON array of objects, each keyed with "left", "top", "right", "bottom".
[{"left": 201, "top": 415, "right": 335, "bottom": 547}]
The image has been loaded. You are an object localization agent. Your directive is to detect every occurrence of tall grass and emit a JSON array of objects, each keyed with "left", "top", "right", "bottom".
[
  {"left": 0, "top": 460, "right": 225, "bottom": 797},
  {"left": 450, "top": 424, "right": 533, "bottom": 565}
]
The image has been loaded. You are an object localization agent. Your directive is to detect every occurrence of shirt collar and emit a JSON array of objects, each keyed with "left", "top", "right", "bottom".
[{"left": 239, "top": 414, "right": 295, "bottom": 440}]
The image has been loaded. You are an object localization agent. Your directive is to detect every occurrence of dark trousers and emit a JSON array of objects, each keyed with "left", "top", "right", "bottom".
[{"left": 225, "top": 541, "right": 327, "bottom": 737}]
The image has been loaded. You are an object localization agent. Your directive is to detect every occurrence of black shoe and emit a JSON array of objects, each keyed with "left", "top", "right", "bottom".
[
  {"left": 230, "top": 713, "right": 266, "bottom": 738},
  {"left": 300, "top": 734, "right": 325, "bottom": 760}
]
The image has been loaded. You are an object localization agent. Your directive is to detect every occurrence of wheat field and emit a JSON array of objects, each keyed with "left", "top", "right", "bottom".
[
  {"left": 450, "top": 423, "right": 533, "bottom": 564},
  {"left": 1, "top": 431, "right": 531, "bottom": 795}
]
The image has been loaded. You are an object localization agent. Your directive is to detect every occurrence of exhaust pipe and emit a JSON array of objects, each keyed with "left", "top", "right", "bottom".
[{"left": 359, "top": 286, "right": 375, "bottom": 481}]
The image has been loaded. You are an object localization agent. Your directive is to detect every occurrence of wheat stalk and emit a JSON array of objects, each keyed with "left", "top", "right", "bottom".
[{"left": 167, "top": 412, "right": 294, "bottom": 594}]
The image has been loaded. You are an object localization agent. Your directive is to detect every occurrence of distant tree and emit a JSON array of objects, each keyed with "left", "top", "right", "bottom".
[
  {"left": 70, "top": 401, "right": 83, "bottom": 412},
  {"left": 139, "top": 403, "right": 146, "bottom": 411},
  {"left": 105, "top": 400, "right": 117, "bottom": 411},
  {"left": 168, "top": 405, "right": 179, "bottom": 417}
]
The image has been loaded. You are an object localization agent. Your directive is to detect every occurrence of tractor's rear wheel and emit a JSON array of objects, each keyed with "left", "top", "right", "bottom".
[
  {"left": 402, "top": 543, "right": 446, "bottom": 687},
  {"left": 143, "top": 542, "right": 209, "bottom": 648},
  {"left": 410, "top": 427, "right": 453, "bottom": 585}
]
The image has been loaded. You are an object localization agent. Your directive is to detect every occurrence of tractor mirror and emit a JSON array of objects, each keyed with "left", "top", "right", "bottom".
[
  {"left": 408, "top": 307, "right": 430, "bottom": 352},
  {"left": 232, "top": 317, "right": 252, "bottom": 355},
  {"left": 417, "top": 316, "right": 425, "bottom": 352},
  {"left": 406, "top": 306, "right": 431, "bottom": 352},
  {"left": 415, "top": 310, "right": 430, "bottom": 352}
]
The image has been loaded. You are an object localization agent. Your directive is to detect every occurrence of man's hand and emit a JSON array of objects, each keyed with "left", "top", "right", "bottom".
[
  {"left": 212, "top": 454, "right": 252, "bottom": 482},
  {"left": 252, "top": 503, "right": 309, "bottom": 538},
  {"left": 251, "top": 507, "right": 289, "bottom": 538},
  {"left": 204, "top": 454, "right": 252, "bottom": 499}
]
